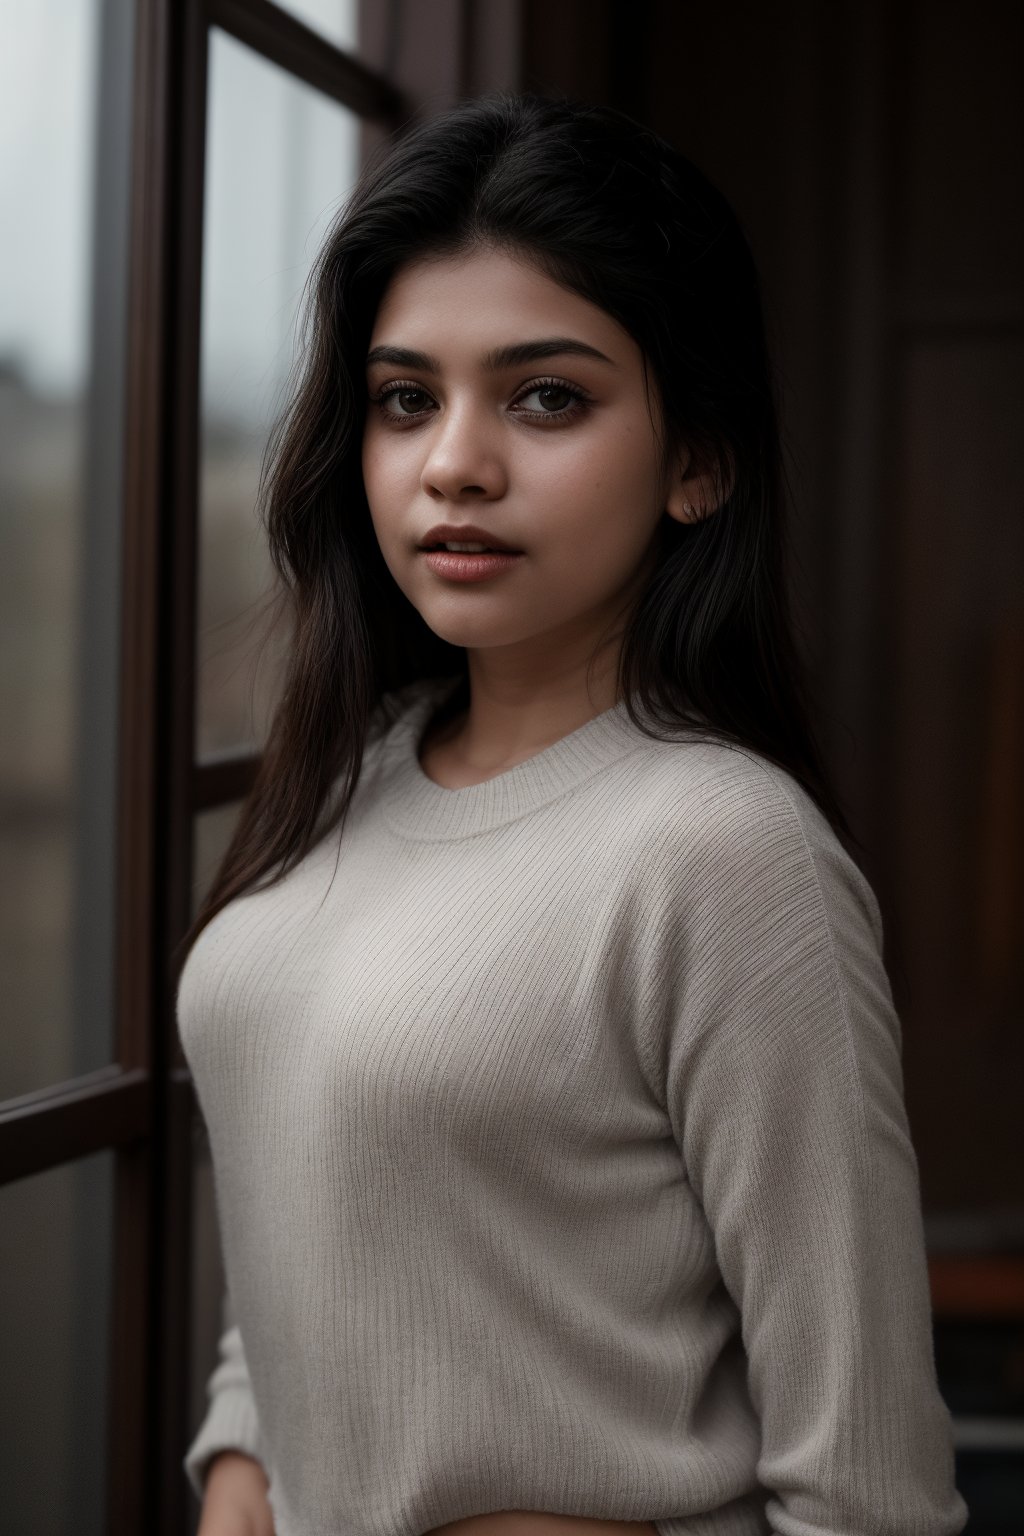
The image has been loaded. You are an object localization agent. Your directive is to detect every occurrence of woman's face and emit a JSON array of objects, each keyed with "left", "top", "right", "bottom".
[{"left": 362, "top": 245, "right": 689, "bottom": 675}]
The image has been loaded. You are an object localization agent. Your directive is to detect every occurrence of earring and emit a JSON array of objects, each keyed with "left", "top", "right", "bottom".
[{"left": 682, "top": 499, "right": 695, "bottom": 520}]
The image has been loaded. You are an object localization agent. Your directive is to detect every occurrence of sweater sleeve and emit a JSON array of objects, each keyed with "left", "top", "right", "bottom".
[
  {"left": 183, "top": 1287, "right": 268, "bottom": 1504},
  {"left": 663, "top": 764, "right": 968, "bottom": 1536}
]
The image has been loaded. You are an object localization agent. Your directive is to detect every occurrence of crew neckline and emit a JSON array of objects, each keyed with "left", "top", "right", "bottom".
[{"left": 381, "top": 674, "right": 644, "bottom": 841}]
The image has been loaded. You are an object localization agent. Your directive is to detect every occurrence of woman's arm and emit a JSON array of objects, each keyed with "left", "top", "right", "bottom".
[
  {"left": 185, "top": 1290, "right": 270, "bottom": 1510},
  {"left": 198, "top": 1451, "right": 274, "bottom": 1536},
  {"left": 663, "top": 763, "right": 968, "bottom": 1536}
]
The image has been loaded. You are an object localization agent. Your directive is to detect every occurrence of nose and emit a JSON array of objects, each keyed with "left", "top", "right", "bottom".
[{"left": 420, "top": 397, "right": 508, "bottom": 502}]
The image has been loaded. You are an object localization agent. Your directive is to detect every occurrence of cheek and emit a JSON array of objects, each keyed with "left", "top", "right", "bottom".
[
  {"left": 360, "top": 436, "right": 376, "bottom": 500},
  {"left": 541, "top": 430, "right": 661, "bottom": 545},
  {"left": 362, "top": 428, "right": 422, "bottom": 502},
  {"left": 361, "top": 434, "right": 399, "bottom": 524}
]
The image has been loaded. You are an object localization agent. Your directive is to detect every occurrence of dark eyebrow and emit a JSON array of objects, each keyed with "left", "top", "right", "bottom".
[{"left": 365, "top": 337, "right": 618, "bottom": 373}]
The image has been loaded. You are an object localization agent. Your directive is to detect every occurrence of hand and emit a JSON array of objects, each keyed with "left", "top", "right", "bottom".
[{"left": 197, "top": 1450, "right": 275, "bottom": 1536}]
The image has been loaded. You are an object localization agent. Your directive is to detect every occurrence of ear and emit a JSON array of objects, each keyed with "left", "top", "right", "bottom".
[{"left": 664, "top": 440, "right": 735, "bottom": 525}]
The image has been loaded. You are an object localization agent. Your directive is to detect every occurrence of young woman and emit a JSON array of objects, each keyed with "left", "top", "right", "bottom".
[{"left": 179, "top": 92, "right": 968, "bottom": 1536}]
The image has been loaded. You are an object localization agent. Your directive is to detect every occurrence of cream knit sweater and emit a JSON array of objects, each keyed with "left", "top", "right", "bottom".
[{"left": 179, "top": 673, "right": 967, "bottom": 1536}]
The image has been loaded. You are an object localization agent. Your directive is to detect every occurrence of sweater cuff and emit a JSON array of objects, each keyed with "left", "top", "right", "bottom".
[{"left": 182, "top": 1385, "right": 265, "bottom": 1504}]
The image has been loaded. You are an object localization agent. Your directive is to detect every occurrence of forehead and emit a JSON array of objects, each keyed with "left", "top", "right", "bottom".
[{"left": 368, "top": 246, "right": 636, "bottom": 363}]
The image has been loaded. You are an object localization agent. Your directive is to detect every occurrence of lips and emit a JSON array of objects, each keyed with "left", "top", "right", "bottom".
[
  {"left": 418, "top": 523, "right": 522, "bottom": 553},
  {"left": 423, "top": 543, "right": 511, "bottom": 553},
  {"left": 421, "top": 548, "right": 524, "bottom": 583}
]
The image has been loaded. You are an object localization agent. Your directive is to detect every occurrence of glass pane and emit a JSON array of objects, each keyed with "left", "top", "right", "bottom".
[
  {"left": 0, "top": 0, "right": 134, "bottom": 1097},
  {"left": 191, "top": 803, "right": 244, "bottom": 920},
  {"left": 0, "top": 1150, "right": 115, "bottom": 1535},
  {"left": 274, "top": 0, "right": 358, "bottom": 52},
  {"left": 197, "top": 29, "right": 362, "bottom": 759}
]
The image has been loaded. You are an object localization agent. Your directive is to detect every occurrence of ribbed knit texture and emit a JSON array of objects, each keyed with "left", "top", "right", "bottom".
[{"left": 179, "top": 673, "right": 968, "bottom": 1536}]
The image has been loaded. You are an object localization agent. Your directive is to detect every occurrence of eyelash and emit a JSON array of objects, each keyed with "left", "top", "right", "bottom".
[{"left": 368, "top": 376, "right": 591, "bottom": 427}]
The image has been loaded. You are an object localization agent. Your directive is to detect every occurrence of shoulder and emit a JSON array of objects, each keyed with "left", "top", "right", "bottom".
[{"left": 614, "top": 731, "right": 884, "bottom": 953}]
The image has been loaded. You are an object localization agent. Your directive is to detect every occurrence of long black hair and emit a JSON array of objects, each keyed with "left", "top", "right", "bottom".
[{"left": 178, "top": 89, "right": 858, "bottom": 968}]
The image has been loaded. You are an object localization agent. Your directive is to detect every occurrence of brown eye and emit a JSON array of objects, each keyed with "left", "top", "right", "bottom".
[
  {"left": 374, "top": 385, "right": 433, "bottom": 418},
  {"left": 513, "top": 378, "right": 589, "bottom": 421},
  {"left": 530, "top": 385, "right": 573, "bottom": 411}
]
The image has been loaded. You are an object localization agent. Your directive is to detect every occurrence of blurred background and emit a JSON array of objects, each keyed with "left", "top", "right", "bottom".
[{"left": 0, "top": 1, "right": 1021, "bottom": 1532}]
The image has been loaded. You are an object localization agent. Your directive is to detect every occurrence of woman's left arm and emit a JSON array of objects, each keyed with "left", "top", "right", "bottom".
[{"left": 663, "top": 765, "right": 969, "bottom": 1536}]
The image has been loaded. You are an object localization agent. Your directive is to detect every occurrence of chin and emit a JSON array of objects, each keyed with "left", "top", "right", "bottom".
[{"left": 414, "top": 605, "right": 535, "bottom": 651}]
